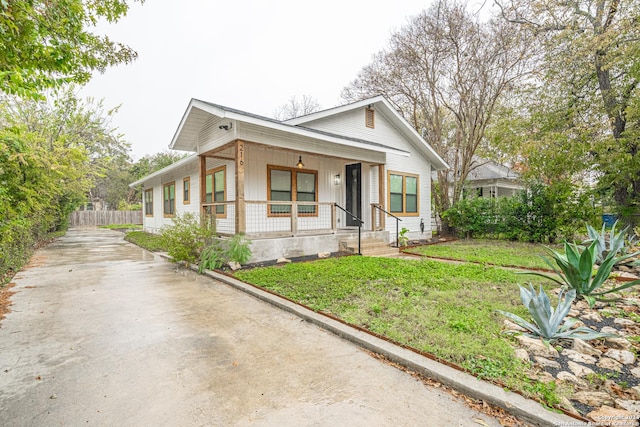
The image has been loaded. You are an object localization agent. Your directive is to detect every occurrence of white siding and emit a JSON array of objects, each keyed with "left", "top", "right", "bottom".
[
  {"left": 297, "top": 107, "right": 401, "bottom": 148},
  {"left": 299, "top": 105, "right": 436, "bottom": 238},
  {"left": 141, "top": 158, "right": 200, "bottom": 233},
  {"left": 243, "top": 145, "right": 346, "bottom": 233},
  {"left": 199, "top": 116, "right": 237, "bottom": 154},
  {"left": 384, "top": 150, "right": 433, "bottom": 239}
]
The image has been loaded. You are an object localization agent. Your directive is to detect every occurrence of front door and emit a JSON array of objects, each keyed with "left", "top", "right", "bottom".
[{"left": 345, "top": 163, "right": 362, "bottom": 226}]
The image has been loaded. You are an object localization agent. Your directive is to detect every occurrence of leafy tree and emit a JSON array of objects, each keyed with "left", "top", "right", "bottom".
[
  {"left": 124, "top": 150, "right": 188, "bottom": 207},
  {"left": 495, "top": 0, "right": 640, "bottom": 225},
  {"left": 0, "top": 0, "right": 143, "bottom": 99},
  {"left": 2, "top": 90, "right": 133, "bottom": 209},
  {"left": 342, "top": 1, "right": 534, "bottom": 228},
  {"left": 0, "top": 91, "right": 130, "bottom": 281},
  {"left": 130, "top": 150, "right": 188, "bottom": 181}
]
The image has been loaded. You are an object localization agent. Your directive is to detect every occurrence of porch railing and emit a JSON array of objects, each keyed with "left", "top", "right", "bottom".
[
  {"left": 201, "top": 201, "right": 398, "bottom": 245},
  {"left": 201, "top": 201, "right": 236, "bottom": 234},
  {"left": 335, "top": 203, "right": 364, "bottom": 255},
  {"left": 372, "top": 204, "right": 402, "bottom": 247},
  {"left": 202, "top": 200, "right": 336, "bottom": 237}
]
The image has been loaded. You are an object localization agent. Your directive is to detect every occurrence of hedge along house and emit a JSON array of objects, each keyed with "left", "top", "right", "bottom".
[{"left": 130, "top": 95, "right": 448, "bottom": 262}]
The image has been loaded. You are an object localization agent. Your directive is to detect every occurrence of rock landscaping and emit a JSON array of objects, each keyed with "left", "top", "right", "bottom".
[{"left": 509, "top": 287, "right": 640, "bottom": 421}]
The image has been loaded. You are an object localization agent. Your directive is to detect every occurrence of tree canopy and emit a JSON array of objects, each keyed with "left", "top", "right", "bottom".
[
  {"left": 494, "top": 0, "right": 640, "bottom": 223},
  {"left": 343, "top": 1, "right": 534, "bottom": 220},
  {"left": 0, "top": 0, "right": 143, "bottom": 99}
]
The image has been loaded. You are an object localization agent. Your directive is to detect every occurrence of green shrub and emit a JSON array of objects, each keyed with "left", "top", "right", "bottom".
[
  {"left": 398, "top": 227, "right": 410, "bottom": 247},
  {"left": 442, "top": 183, "right": 597, "bottom": 243},
  {"left": 0, "top": 218, "right": 36, "bottom": 284},
  {"left": 198, "top": 233, "right": 252, "bottom": 272},
  {"left": 160, "top": 213, "right": 216, "bottom": 264},
  {"left": 225, "top": 233, "right": 252, "bottom": 264},
  {"left": 198, "top": 242, "right": 225, "bottom": 273}
]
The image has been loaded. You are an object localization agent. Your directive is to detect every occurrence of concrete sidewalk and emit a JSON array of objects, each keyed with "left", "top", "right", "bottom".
[{"left": 0, "top": 229, "right": 567, "bottom": 426}]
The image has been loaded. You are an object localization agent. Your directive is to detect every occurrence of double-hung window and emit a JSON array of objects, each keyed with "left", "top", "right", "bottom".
[
  {"left": 183, "top": 177, "right": 190, "bottom": 204},
  {"left": 163, "top": 182, "right": 175, "bottom": 217},
  {"left": 268, "top": 165, "right": 317, "bottom": 216},
  {"left": 144, "top": 189, "right": 153, "bottom": 216},
  {"left": 205, "top": 166, "right": 226, "bottom": 217},
  {"left": 388, "top": 172, "right": 419, "bottom": 216}
]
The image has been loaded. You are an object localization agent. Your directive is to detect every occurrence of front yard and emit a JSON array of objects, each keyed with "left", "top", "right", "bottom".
[
  {"left": 234, "top": 255, "right": 554, "bottom": 400},
  {"left": 125, "top": 230, "right": 640, "bottom": 420},
  {"left": 232, "top": 241, "right": 640, "bottom": 419}
]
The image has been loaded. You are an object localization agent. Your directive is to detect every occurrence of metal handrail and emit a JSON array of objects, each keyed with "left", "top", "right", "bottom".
[
  {"left": 372, "top": 204, "right": 403, "bottom": 248},
  {"left": 335, "top": 203, "right": 363, "bottom": 255}
]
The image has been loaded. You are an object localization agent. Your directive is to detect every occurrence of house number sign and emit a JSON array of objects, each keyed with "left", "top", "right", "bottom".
[{"left": 238, "top": 142, "right": 244, "bottom": 166}]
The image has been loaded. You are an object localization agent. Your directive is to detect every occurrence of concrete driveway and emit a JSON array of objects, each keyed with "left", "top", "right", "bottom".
[{"left": 0, "top": 229, "right": 503, "bottom": 426}]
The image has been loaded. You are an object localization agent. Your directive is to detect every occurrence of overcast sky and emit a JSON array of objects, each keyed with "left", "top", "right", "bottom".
[{"left": 80, "top": 0, "right": 489, "bottom": 160}]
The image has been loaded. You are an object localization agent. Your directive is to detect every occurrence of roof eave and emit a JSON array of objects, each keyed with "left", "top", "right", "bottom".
[
  {"left": 170, "top": 99, "right": 410, "bottom": 157},
  {"left": 129, "top": 153, "right": 199, "bottom": 187}
]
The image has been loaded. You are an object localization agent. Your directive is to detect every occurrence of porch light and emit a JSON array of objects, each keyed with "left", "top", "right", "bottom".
[
  {"left": 334, "top": 174, "right": 341, "bottom": 185},
  {"left": 296, "top": 156, "right": 304, "bottom": 168}
]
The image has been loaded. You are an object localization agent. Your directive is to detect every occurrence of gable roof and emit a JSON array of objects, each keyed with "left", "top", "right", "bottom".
[
  {"left": 467, "top": 160, "right": 520, "bottom": 182},
  {"left": 170, "top": 99, "right": 412, "bottom": 158},
  {"left": 285, "top": 96, "right": 448, "bottom": 170}
]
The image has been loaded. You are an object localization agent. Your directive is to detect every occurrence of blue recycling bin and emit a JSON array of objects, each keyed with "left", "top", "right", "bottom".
[{"left": 602, "top": 213, "right": 617, "bottom": 228}]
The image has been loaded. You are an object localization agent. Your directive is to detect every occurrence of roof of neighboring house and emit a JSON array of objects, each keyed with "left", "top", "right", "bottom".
[
  {"left": 466, "top": 160, "right": 520, "bottom": 182},
  {"left": 169, "top": 96, "right": 449, "bottom": 171}
]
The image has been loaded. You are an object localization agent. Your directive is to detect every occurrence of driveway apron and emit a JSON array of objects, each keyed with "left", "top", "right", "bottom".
[{"left": 0, "top": 229, "right": 503, "bottom": 426}]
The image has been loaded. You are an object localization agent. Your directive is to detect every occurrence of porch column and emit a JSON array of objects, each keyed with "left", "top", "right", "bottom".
[
  {"left": 199, "top": 154, "right": 207, "bottom": 214},
  {"left": 235, "top": 140, "right": 246, "bottom": 234},
  {"left": 378, "top": 164, "right": 386, "bottom": 230}
]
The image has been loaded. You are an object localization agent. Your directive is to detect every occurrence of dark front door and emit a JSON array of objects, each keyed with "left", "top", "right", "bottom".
[{"left": 345, "top": 163, "right": 362, "bottom": 226}]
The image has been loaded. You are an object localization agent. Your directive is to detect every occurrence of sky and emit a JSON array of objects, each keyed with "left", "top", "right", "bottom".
[{"left": 80, "top": 0, "right": 489, "bottom": 160}]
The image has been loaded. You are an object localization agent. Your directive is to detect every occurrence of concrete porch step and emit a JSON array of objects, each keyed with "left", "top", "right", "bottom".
[{"left": 340, "top": 238, "right": 399, "bottom": 257}]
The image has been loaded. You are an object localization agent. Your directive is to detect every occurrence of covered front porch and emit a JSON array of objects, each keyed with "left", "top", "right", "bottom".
[{"left": 198, "top": 139, "right": 390, "bottom": 239}]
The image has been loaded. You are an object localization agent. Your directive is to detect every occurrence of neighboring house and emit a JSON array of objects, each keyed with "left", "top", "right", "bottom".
[
  {"left": 430, "top": 159, "right": 523, "bottom": 233},
  {"left": 130, "top": 96, "right": 448, "bottom": 262},
  {"left": 463, "top": 160, "right": 523, "bottom": 199}
]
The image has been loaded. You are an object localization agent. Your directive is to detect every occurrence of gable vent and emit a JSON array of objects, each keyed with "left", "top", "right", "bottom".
[{"left": 365, "top": 107, "right": 375, "bottom": 128}]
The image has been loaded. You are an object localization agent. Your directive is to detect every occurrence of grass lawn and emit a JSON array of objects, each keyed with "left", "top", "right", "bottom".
[
  {"left": 404, "top": 239, "right": 555, "bottom": 270},
  {"left": 99, "top": 224, "right": 143, "bottom": 230},
  {"left": 234, "top": 255, "right": 557, "bottom": 404},
  {"left": 124, "top": 231, "right": 165, "bottom": 252}
]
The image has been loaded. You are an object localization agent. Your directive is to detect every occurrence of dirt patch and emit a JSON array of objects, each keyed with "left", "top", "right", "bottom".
[{"left": 0, "top": 283, "right": 16, "bottom": 324}]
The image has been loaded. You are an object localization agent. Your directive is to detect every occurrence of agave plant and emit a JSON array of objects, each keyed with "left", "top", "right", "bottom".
[
  {"left": 497, "top": 284, "right": 615, "bottom": 345},
  {"left": 585, "top": 220, "right": 631, "bottom": 263},
  {"left": 523, "top": 240, "right": 640, "bottom": 308}
]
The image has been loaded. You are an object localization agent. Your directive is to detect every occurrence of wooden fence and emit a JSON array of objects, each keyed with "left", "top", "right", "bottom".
[{"left": 68, "top": 210, "right": 143, "bottom": 227}]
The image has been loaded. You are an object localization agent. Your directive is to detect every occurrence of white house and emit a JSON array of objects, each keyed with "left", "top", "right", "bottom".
[
  {"left": 130, "top": 96, "right": 448, "bottom": 262},
  {"left": 463, "top": 160, "right": 523, "bottom": 199}
]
